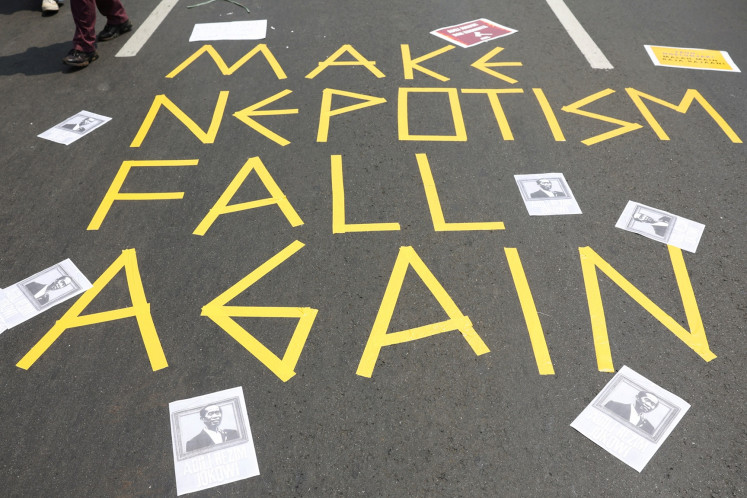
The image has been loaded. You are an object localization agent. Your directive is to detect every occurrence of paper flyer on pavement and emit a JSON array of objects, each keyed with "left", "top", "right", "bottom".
[
  {"left": 0, "top": 259, "right": 92, "bottom": 332},
  {"left": 571, "top": 366, "right": 690, "bottom": 472},
  {"left": 189, "top": 20, "right": 268, "bottom": 42},
  {"left": 515, "top": 173, "right": 582, "bottom": 216},
  {"left": 38, "top": 110, "right": 111, "bottom": 145},
  {"left": 615, "top": 201, "right": 704, "bottom": 252},
  {"left": 644, "top": 45, "right": 740, "bottom": 72},
  {"left": 431, "top": 18, "right": 516, "bottom": 48},
  {"left": 169, "top": 387, "right": 259, "bottom": 495}
]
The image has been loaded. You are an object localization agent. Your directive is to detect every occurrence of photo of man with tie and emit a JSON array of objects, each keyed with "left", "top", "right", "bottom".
[
  {"left": 604, "top": 391, "right": 660, "bottom": 435},
  {"left": 529, "top": 178, "right": 567, "bottom": 198},
  {"left": 185, "top": 404, "right": 240, "bottom": 452}
]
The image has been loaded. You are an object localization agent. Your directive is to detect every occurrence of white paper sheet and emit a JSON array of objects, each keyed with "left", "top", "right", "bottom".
[
  {"left": 0, "top": 300, "right": 10, "bottom": 333},
  {"left": 571, "top": 366, "right": 690, "bottom": 472},
  {"left": 615, "top": 201, "right": 704, "bottom": 253},
  {"left": 515, "top": 173, "right": 582, "bottom": 216},
  {"left": 189, "top": 20, "right": 267, "bottom": 42},
  {"left": 169, "top": 387, "right": 259, "bottom": 495},
  {"left": 0, "top": 259, "right": 92, "bottom": 333},
  {"left": 38, "top": 110, "right": 111, "bottom": 145}
]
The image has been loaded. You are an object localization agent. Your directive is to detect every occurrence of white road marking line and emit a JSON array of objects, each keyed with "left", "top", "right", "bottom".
[
  {"left": 545, "top": 0, "right": 613, "bottom": 69},
  {"left": 116, "top": 0, "right": 181, "bottom": 57}
]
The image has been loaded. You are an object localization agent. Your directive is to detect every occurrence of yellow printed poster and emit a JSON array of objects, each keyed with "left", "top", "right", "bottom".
[{"left": 645, "top": 45, "right": 740, "bottom": 72}]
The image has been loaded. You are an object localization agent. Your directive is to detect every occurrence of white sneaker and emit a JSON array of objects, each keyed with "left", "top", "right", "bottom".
[{"left": 42, "top": 0, "right": 59, "bottom": 12}]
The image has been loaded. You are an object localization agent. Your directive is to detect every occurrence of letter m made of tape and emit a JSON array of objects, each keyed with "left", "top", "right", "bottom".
[{"left": 201, "top": 240, "right": 316, "bottom": 382}]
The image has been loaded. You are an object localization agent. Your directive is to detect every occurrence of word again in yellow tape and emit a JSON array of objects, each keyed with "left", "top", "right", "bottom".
[{"left": 644, "top": 45, "right": 740, "bottom": 72}]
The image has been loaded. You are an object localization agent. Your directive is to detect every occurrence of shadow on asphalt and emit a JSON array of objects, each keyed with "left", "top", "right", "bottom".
[
  {"left": 0, "top": 42, "right": 84, "bottom": 75},
  {"left": 0, "top": 0, "right": 48, "bottom": 15}
]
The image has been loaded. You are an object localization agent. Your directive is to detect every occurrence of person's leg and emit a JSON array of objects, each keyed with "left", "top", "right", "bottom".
[
  {"left": 95, "top": 0, "right": 128, "bottom": 25},
  {"left": 95, "top": 0, "right": 132, "bottom": 41},
  {"left": 69, "top": 0, "right": 97, "bottom": 53},
  {"left": 64, "top": 0, "right": 99, "bottom": 66}
]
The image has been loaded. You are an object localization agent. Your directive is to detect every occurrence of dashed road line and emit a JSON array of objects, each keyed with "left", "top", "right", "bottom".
[
  {"left": 545, "top": 0, "right": 613, "bottom": 69},
  {"left": 116, "top": 0, "right": 181, "bottom": 57}
]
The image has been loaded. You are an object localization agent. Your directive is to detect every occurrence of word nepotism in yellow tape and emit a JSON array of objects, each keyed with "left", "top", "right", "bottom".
[{"left": 129, "top": 87, "right": 742, "bottom": 148}]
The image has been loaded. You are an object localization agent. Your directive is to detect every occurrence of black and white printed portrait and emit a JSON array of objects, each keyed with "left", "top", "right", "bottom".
[
  {"left": 57, "top": 115, "right": 101, "bottom": 134},
  {"left": 627, "top": 205, "right": 676, "bottom": 242},
  {"left": 171, "top": 397, "right": 248, "bottom": 460},
  {"left": 594, "top": 375, "right": 679, "bottom": 442},
  {"left": 519, "top": 177, "right": 570, "bottom": 201},
  {"left": 605, "top": 391, "right": 660, "bottom": 435},
  {"left": 19, "top": 266, "right": 80, "bottom": 311},
  {"left": 186, "top": 404, "right": 240, "bottom": 452},
  {"left": 529, "top": 178, "right": 567, "bottom": 198}
]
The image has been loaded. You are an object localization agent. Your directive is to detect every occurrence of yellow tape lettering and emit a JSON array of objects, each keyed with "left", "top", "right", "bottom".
[
  {"left": 306, "top": 44, "right": 385, "bottom": 79},
  {"left": 130, "top": 91, "right": 229, "bottom": 147},
  {"left": 416, "top": 153, "right": 504, "bottom": 231},
  {"left": 357, "top": 246, "right": 490, "bottom": 378},
  {"left": 201, "top": 240, "right": 316, "bottom": 382},
  {"left": 17, "top": 249, "right": 168, "bottom": 371},
  {"left": 625, "top": 88, "right": 742, "bottom": 143},
  {"left": 400, "top": 44, "right": 454, "bottom": 81},
  {"left": 470, "top": 47, "right": 522, "bottom": 84},
  {"left": 233, "top": 89, "right": 298, "bottom": 146},
  {"left": 532, "top": 88, "right": 566, "bottom": 141},
  {"left": 331, "top": 155, "right": 400, "bottom": 233},
  {"left": 462, "top": 88, "right": 524, "bottom": 141},
  {"left": 398, "top": 88, "right": 467, "bottom": 141},
  {"left": 561, "top": 89, "right": 642, "bottom": 146},
  {"left": 194, "top": 157, "right": 303, "bottom": 236},
  {"left": 579, "top": 246, "right": 716, "bottom": 372},
  {"left": 317, "top": 89, "right": 386, "bottom": 142},
  {"left": 165, "top": 44, "right": 286, "bottom": 79},
  {"left": 88, "top": 159, "right": 198, "bottom": 230},
  {"left": 504, "top": 248, "right": 555, "bottom": 375}
]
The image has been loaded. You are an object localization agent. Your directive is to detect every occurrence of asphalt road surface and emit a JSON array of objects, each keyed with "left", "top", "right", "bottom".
[{"left": 0, "top": 0, "right": 745, "bottom": 496}]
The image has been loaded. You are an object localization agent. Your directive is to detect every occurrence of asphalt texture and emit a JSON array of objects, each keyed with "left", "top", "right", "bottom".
[{"left": 0, "top": 0, "right": 745, "bottom": 496}]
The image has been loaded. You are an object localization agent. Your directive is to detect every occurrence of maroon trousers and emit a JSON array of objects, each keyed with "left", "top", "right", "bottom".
[{"left": 71, "top": 0, "right": 129, "bottom": 52}]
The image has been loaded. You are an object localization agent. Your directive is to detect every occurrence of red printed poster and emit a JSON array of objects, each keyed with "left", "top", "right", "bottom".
[{"left": 431, "top": 18, "right": 517, "bottom": 48}]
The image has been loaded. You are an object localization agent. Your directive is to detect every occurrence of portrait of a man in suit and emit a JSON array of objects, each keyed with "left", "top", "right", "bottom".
[
  {"left": 185, "top": 404, "right": 240, "bottom": 452},
  {"left": 24, "top": 276, "right": 72, "bottom": 306},
  {"left": 605, "top": 390, "right": 660, "bottom": 435},
  {"left": 529, "top": 178, "right": 567, "bottom": 198}
]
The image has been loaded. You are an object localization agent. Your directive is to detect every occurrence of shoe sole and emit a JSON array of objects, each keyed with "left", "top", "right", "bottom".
[
  {"left": 98, "top": 25, "right": 133, "bottom": 42},
  {"left": 63, "top": 54, "right": 99, "bottom": 67}
]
